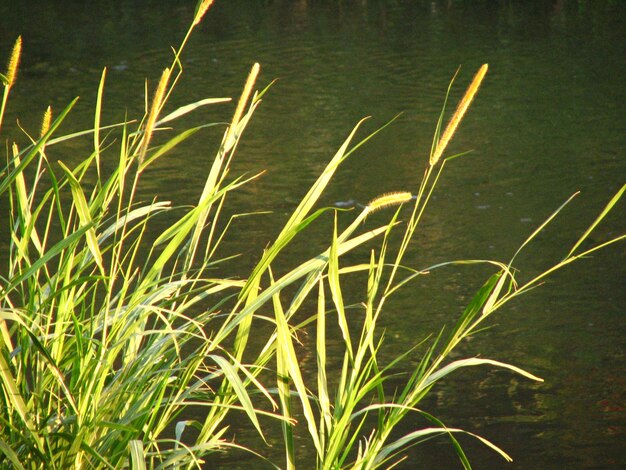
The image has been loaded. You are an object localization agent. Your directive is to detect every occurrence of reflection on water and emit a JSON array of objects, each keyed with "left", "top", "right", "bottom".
[{"left": 1, "top": 1, "right": 624, "bottom": 468}]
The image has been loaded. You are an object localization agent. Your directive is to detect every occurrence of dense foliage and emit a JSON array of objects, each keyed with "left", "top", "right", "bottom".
[{"left": 1, "top": 1, "right": 623, "bottom": 468}]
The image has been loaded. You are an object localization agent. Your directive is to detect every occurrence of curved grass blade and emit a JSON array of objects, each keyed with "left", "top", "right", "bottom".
[
  {"left": 0, "top": 439, "right": 25, "bottom": 470},
  {"left": 566, "top": 182, "right": 626, "bottom": 259},
  {"left": 208, "top": 354, "right": 267, "bottom": 443},
  {"left": 272, "top": 287, "right": 322, "bottom": 459},
  {"left": 424, "top": 357, "right": 543, "bottom": 390},
  {"left": 57, "top": 160, "right": 105, "bottom": 275},
  {"left": 129, "top": 440, "right": 146, "bottom": 470},
  {"left": 156, "top": 97, "right": 231, "bottom": 126}
]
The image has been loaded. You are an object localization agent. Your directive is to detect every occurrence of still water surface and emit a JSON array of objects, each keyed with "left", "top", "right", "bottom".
[{"left": 1, "top": 1, "right": 624, "bottom": 468}]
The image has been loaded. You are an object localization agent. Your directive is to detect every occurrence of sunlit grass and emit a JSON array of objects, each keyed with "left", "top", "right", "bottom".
[{"left": 1, "top": 1, "right": 624, "bottom": 468}]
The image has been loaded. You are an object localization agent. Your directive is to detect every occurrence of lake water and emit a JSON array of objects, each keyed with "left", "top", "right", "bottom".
[{"left": 1, "top": 0, "right": 624, "bottom": 468}]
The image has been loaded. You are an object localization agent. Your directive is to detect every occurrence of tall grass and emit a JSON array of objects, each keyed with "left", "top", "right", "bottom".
[{"left": 1, "top": 1, "right": 624, "bottom": 468}]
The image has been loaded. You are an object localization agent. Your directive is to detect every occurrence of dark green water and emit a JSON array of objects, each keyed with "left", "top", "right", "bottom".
[{"left": 1, "top": 0, "right": 624, "bottom": 468}]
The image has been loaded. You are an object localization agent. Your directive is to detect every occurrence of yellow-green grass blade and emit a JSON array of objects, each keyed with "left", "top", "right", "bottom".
[
  {"left": 481, "top": 269, "right": 508, "bottom": 317},
  {"left": 375, "top": 425, "right": 512, "bottom": 468},
  {"left": 445, "top": 272, "right": 501, "bottom": 349},
  {"left": 156, "top": 97, "right": 231, "bottom": 125},
  {"left": 129, "top": 440, "right": 146, "bottom": 470},
  {"left": 249, "top": 265, "right": 326, "bottom": 382},
  {"left": 138, "top": 189, "right": 230, "bottom": 292},
  {"left": 328, "top": 215, "right": 353, "bottom": 359},
  {"left": 423, "top": 357, "right": 543, "bottom": 390},
  {"left": 138, "top": 127, "right": 202, "bottom": 172},
  {"left": 11, "top": 151, "right": 43, "bottom": 255},
  {"left": 208, "top": 354, "right": 267, "bottom": 443},
  {"left": 185, "top": 82, "right": 263, "bottom": 272},
  {"left": 0, "top": 439, "right": 25, "bottom": 470},
  {"left": 510, "top": 192, "right": 579, "bottom": 265},
  {"left": 272, "top": 283, "right": 323, "bottom": 459},
  {"left": 567, "top": 182, "right": 626, "bottom": 259},
  {"left": 316, "top": 278, "right": 332, "bottom": 435},
  {"left": 153, "top": 175, "right": 252, "bottom": 248},
  {"left": 57, "top": 160, "right": 105, "bottom": 275},
  {"left": 43, "top": 120, "right": 133, "bottom": 147},
  {"left": 99, "top": 202, "right": 171, "bottom": 244},
  {"left": 271, "top": 275, "right": 296, "bottom": 470},
  {"left": 19, "top": 179, "right": 56, "bottom": 260},
  {"left": 230, "top": 209, "right": 381, "bottom": 356},
  {"left": 223, "top": 63, "right": 260, "bottom": 154},
  {"left": 94, "top": 67, "right": 106, "bottom": 181}
]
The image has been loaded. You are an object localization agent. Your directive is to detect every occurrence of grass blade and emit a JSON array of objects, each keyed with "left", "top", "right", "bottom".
[
  {"left": 0, "top": 439, "right": 26, "bottom": 470},
  {"left": 272, "top": 286, "right": 323, "bottom": 459},
  {"left": 329, "top": 214, "right": 353, "bottom": 359},
  {"left": 57, "top": 160, "right": 105, "bottom": 274},
  {"left": 208, "top": 354, "right": 267, "bottom": 443},
  {"left": 129, "top": 440, "right": 146, "bottom": 470},
  {"left": 424, "top": 358, "right": 544, "bottom": 390},
  {"left": 567, "top": 182, "right": 626, "bottom": 258},
  {"left": 156, "top": 97, "right": 231, "bottom": 125}
]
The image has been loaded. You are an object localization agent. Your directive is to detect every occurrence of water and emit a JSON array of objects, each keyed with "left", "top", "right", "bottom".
[{"left": 1, "top": 0, "right": 624, "bottom": 468}]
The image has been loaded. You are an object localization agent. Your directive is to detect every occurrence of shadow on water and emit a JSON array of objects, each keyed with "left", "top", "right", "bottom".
[{"left": 1, "top": 0, "right": 624, "bottom": 467}]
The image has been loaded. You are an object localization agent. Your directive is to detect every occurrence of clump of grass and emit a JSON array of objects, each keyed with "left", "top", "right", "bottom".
[
  {"left": 0, "top": 2, "right": 277, "bottom": 467},
  {"left": 1, "top": 1, "right": 624, "bottom": 469}
]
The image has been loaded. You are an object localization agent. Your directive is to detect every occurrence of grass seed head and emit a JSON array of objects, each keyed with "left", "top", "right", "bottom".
[
  {"left": 224, "top": 62, "right": 260, "bottom": 151},
  {"left": 193, "top": 0, "right": 215, "bottom": 26},
  {"left": 139, "top": 67, "right": 171, "bottom": 166},
  {"left": 367, "top": 191, "right": 414, "bottom": 213},
  {"left": 430, "top": 63, "right": 488, "bottom": 166},
  {"left": 40, "top": 106, "right": 52, "bottom": 137},
  {"left": 6, "top": 35, "right": 22, "bottom": 88}
]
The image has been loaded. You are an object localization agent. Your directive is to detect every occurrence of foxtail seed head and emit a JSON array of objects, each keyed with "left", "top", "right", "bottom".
[
  {"left": 430, "top": 63, "right": 488, "bottom": 166},
  {"left": 224, "top": 62, "right": 260, "bottom": 152},
  {"left": 367, "top": 191, "right": 414, "bottom": 213},
  {"left": 138, "top": 67, "right": 171, "bottom": 166},
  {"left": 193, "top": 0, "right": 215, "bottom": 26},
  {"left": 6, "top": 36, "right": 22, "bottom": 88},
  {"left": 40, "top": 106, "right": 52, "bottom": 138}
]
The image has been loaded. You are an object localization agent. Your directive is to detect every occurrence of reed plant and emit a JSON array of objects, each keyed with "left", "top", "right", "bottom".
[{"left": 1, "top": 1, "right": 624, "bottom": 468}]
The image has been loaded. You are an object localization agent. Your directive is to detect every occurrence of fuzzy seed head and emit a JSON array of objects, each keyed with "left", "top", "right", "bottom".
[
  {"left": 6, "top": 36, "right": 22, "bottom": 87},
  {"left": 193, "top": 0, "right": 215, "bottom": 26},
  {"left": 224, "top": 62, "right": 260, "bottom": 152},
  {"left": 430, "top": 63, "right": 488, "bottom": 166},
  {"left": 40, "top": 106, "right": 52, "bottom": 137},
  {"left": 138, "top": 67, "right": 171, "bottom": 166},
  {"left": 367, "top": 191, "right": 414, "bottom": 213}
]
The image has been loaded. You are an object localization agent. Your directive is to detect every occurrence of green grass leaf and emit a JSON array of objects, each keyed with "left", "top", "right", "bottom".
[
  {"left": 57, "top": 160, "right": 105, "bottom": 275},
  {"left": 129, "top": 440, "right": 146, "bottom": 470},
  {"left": 208, "top": 354, "right": 267, "bottom": 443},
  {"left": 567, "top": 182, "right": 626, "bottom": 258}
]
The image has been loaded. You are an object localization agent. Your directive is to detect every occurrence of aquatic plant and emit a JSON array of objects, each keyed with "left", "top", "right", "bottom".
[{"left": 1, "top": 1, "right": 624, "bottom": 468}]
